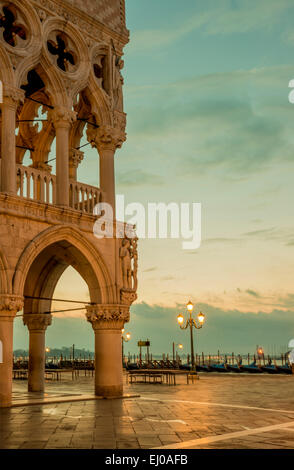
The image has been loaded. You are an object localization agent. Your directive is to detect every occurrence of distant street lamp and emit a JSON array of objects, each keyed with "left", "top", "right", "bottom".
[
  {"left": 122, "top": 329, "right": 131, "bottom": 366},
  {"left": 172, "top": 342, "right": 183, "bottom": 363},
  {"left": 177, "top": 301, "right": 205, "bottom": 371}
]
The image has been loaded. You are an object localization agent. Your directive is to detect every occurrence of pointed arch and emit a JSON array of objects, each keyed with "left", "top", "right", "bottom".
[{"left": 13, "top": 225, "right": 116, "bottom": 305}]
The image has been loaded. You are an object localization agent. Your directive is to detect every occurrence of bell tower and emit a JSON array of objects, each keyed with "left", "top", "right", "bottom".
[{"left": 0, "top": 0, "right": 138, "bottom": 407}]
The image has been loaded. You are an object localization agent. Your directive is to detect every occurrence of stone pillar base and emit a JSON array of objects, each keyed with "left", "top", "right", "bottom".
[{"left": 95, "top": 384, "right": 123, "bottom": 397}]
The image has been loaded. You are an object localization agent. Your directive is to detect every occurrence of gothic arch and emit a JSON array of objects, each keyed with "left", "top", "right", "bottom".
[
  {"left": 0, "top": 249, "right": 9, "bottom": 294},
  {"left": 13, "top": 225, "right": 116, "bottom": 306},
  {"left": 84, "top": 75, "right": 113, "bottom": 126},
  {"left": 0, "top": 45, "right": 14, "bottom": 85}
]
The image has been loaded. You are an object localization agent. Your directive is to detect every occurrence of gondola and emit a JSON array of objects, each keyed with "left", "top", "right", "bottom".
[
  {"left": 277, "top": 365, "right": 292, "bottom": 374},
  {"left": 261, "top": 364, "right": 280, "bottom": 374},
  {"left": 196, "top": 364, "right": 212, "bottom": 372},
  {"left": 242, "top": 362, "right": 263, "bottom": 373},
  {"left": 126, "top": 363, "right": 139, "bottom": 370},
  {"left": 226, "top": 363, "right": 244, "bottom": 373},
  {"left": 209, "top": 363, "right": 229, "bottom": 372},
  {"left": 179, "top": 364, "right": 192, "bottom": 371}
]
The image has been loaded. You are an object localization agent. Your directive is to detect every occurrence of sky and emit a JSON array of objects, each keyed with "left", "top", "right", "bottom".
[{"left": 14, "top": 0, "right": 294, "bottom": 354}]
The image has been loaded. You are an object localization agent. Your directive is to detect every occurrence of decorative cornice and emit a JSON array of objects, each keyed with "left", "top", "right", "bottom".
[{"left": 23, "top": 313, "right": 52, "bottom": 331}]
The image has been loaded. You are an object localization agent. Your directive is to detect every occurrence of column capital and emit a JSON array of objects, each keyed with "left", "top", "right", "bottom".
[
  {"left": 69, "top": 148, "right": 84, "bottom": 169},
  {"left": 2, "top": 85, "right": 25, "bottom": 108},
  {"left": 88, "top": 125, "right": 126, "bottom": 152},
  {"left": 23, "top": 314, "right": 52, "bottom": 331},
  {"left": 48, "top": 107, "right": 77, "bottom": 129},
  {"left": 86, "top": 304, "right": 130, "bottom": 330},
  {"left": 0, "top": 295, "right": 24, "bottom": 318}
]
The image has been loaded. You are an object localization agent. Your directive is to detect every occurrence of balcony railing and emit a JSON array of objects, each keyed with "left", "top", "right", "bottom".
[
  {"left": 16, "top": 165, "right": 102, "bottom": 215},
  {"left": 17, "top": 164, "right": 56, "bottom": 204},
  {"left": 69, "top": 180, "right": 103, "bottom": 213}
]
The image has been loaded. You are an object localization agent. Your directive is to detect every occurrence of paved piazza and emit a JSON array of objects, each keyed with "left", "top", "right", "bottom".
[{"left": 0, "top": 373, "right": 293, "bottom": 449}]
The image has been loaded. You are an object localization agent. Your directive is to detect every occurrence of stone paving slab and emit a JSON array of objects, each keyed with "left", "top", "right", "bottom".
[{"left": 0, "top": 373, "right": 293, "bottom": 449}]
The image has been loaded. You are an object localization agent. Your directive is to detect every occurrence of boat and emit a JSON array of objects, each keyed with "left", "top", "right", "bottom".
[
  {"left": 277, "top": 365, "right": 292, "bottom": 374},
  {"left": 126, "top": 363, "right": 139, "bottom": 370},
  {"left": 260, "top": 363, "right": 280, "bottom": 374},
  {"left": 179, "top": 364, "right": 192, "bottom": 371},
  {"left": 196, "top": 364, "right": 212, "bottom": 372},
  {"left": 242, "top": 362, "right": 263, "bottom": 373},
  {"left": 226, "top": 363, "right": 244, "bottom": 373},
  {"left": 209, "top": 363, "right": 229, "bottom": 372}
]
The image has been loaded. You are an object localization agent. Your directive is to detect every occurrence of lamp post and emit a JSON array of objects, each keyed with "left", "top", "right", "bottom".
[
  {"left": 122, "top": 329, "right": 131, "bottom": 367},
  {"left": 172, "top": 342, "right": 183, "bottom": 363},
  {"left": 177, "top": 301, "right": 205, "bottom": 371}
]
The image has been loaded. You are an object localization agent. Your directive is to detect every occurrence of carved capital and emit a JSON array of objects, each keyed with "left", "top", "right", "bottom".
[
  {"left": 88, "top": 125, "right": 126, "bottom": 152},
  {"left": 48, "top": 107, "right": 77, "bottom": 129},
  {"left": 120, "top": 289, "right": 137, "bottom": 307},
  {"left": 0, "top": 295, "right": 24, "bottom": 319},
  {"left": 69, "top": 148, "right": 84, "bottom": 169},
  {"left": 86, "top": 304, "right": 130, "bottom": 330},
  {"left": 3, "top": 85, "right": 25, "bottom": 108},
  {"left": 23, "top": 314, "right": 52, "bottom": 331}
]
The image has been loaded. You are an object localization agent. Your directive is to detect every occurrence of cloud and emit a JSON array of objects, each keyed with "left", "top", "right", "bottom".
[
  {"left": 160, "top": 275, "right": 175, "bottom": 281},
  {"left": 245, "top": 289, "right": 261, "bottom": 298},
  {"left": 276, "top": 293, "right": 294, "bottom": 310},
  {"left": 124, "top": 65, "right": 294, "bottom": 180},
  {"left": 243, "top": 227, "right": 294, "bottom": 246},
  {"left": 127, "top": 301, "right": 294, "bottom": 353},
  {"left": 128, "top": 0, "right": 293, "bottom": 53},
  {"left": 117, "top": 169, "right": 163, "bottom": 187},
  {"left": 143, "top": 267, "right": 158, "bottom": 273},
  {"left": 204, "top": 237, "right": 242, "bottom": 245}
]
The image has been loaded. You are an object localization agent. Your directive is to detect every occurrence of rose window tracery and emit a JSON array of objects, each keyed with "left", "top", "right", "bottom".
[
  {"left": 0, "top": 3, "right": 27, "bottom": 47},
  {"left": 47, "top": 33, "right": 77, "bottom": 72}
]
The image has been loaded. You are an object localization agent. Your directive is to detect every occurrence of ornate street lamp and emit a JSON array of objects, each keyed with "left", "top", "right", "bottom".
[
  {"left": 122, "top": 329, "right": 131, "bottom": 367},
  {"left": 177, "top": 301, "right": 205, "bottom": 371}
]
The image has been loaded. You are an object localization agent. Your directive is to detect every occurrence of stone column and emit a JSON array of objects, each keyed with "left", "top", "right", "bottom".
[
  {"left": 88, "top": 126, "right": 126, "bottom": 215},
  {"left": 23, "top": 314, "right": 52, "bottom": 392},
  {"left": 1, "top": 86, "right": 24, "bottom": 194},
  {"left": 69, "top": 148, "right": 84, "bottom": 180},
  {"left": 0, "top": 295, "right": 23, "bottom": 407},
  {"left": 49, "top": 107, "right": 76, "bottom": 207},
  {"left": 86, "top": 304, "right": 129, "bottom": 397}
]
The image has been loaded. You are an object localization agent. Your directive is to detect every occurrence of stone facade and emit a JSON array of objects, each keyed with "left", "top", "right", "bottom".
[{"left": 0, "top": 0, "right": 137, "bottom": 406}]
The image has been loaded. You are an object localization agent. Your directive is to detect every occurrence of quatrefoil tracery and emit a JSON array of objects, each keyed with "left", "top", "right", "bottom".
[
  {"left": 0, "top": 4, "right": 27, "bottom": 47},
  {"left": 47, "top": 34, "right": 76, "bottom": 72}
]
